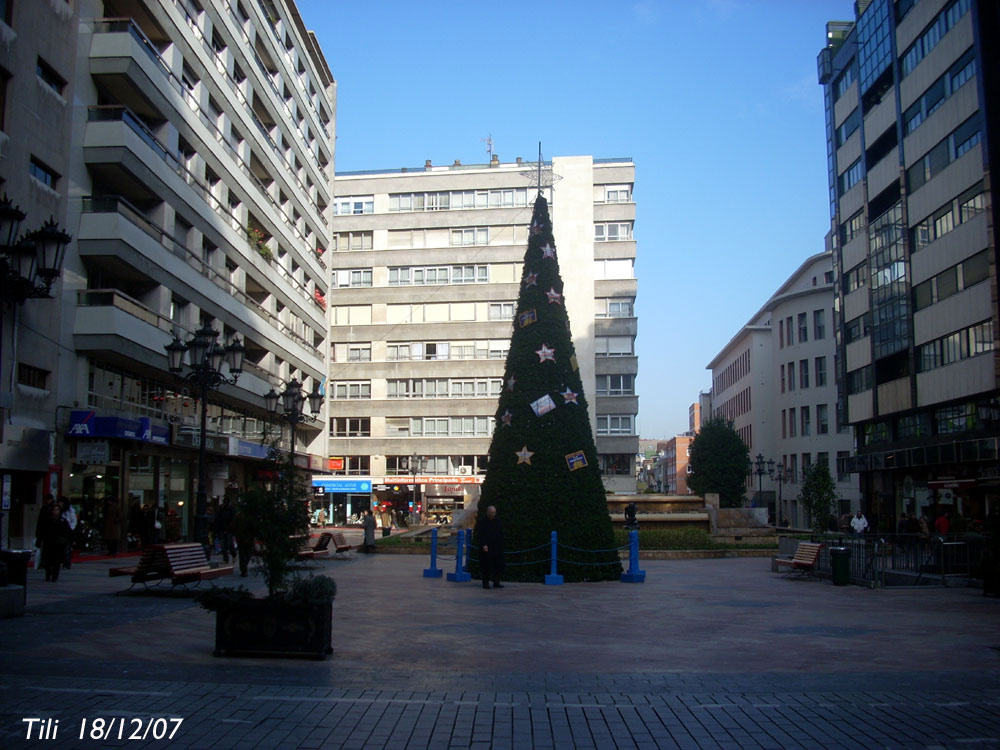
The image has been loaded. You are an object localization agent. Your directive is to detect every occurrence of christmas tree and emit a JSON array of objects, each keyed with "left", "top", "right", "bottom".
[{"left": 473, "top": 193, "right": 622, "bottom": 582}]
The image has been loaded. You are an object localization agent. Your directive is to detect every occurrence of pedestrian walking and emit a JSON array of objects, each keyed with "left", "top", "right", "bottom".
[
  {"left": 474, "top": 505, "right": 505, "bottom": 589},
  {"left": 60, "top": 497, "right": 77, "bottom": 569},
  {"left": 103, "top": 494, "right": 122, "bottom": 556},
  {"left": 38, "top": 503, "right": 72, "bottom": 582},
  {"left": 212, "top": 497, "right": 236, "bottom": 563},
  {"left": 361, "top": 509, "right": 376, "bottom": 552},
  {"left": 33, "top": 494, "right": 56, "bottom": 569}
]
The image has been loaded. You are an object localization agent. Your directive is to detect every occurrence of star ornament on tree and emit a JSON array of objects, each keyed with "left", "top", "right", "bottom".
[
  {"left": 535, "top": 344, "right": 555, "bottom": 363},
  {"left": 545, "top": 287, "right": 563, "bottom": 305},
  {"left": 530, "top": 222, "right": 544, "bottom": 236},
  {"left": 561, "top": 388, "right": 578, "bottom": 404},
  {"left": 501, "top": 409, "right": 513, "bottom": 426},
  {"left": 524, "top": 272, "right": 538, "bottom": 288},
  {"left": 541, "top": 243, "right": 556, "bottom": 259},
  {"left": 516, "top": 445, "right": 534, "bottom": 465},
  {"left": 506, "top": 375, "right": 516, "bottom": 391}
]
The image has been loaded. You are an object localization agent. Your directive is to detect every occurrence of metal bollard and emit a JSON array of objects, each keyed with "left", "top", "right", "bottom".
[
  {"left": 544, "top": 530, "right": 563, "bottom": 585},
  {"left": 620, "top": 529, "right": 646, "bottom": 582},
  {"left": 447, "top": 529, "right": 471, "bottom": 582},
  {"left": 422, "top": 527, "right": 443, "bottom": 578}
]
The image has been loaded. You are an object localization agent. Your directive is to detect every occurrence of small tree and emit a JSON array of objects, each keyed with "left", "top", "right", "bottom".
[
  {"left": 798, "top": 462, "right": 839, "bottom": 535},
  {"left": 687, "top": 417, "right": 750, "bottom": 508}
]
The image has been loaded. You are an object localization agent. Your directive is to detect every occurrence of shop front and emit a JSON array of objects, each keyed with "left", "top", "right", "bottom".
[
  {"left": 311, "top": 477, "right": 373, "bottom": 525},
  {"left": 379, "top": 475, "right": 482, "bottom": 526},
  {"left": 0, "top": 425, "right": 57, "bottom": 549}
]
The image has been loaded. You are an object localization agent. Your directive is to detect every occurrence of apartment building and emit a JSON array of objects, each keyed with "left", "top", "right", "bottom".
[
  {"left": 0, "top": 0, "right": 79, "bottom": 548},
  {"left": 818, "top": 0, "right": 999, "bottom": 529},
  {"left": 0, "top": 0, "right": 336, "bottom": 550},
  {"left": 707, "top": 253, "right": 859, "bottom": 524},
  {"left": 324, "top": 156, "right": 638, "bottom": 523}
]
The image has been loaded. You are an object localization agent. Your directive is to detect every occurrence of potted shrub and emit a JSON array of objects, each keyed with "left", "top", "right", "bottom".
[
  {"left": 197, "top": 445, "right": 335, "bottom": 659},
  {"left": 248, "top": 227, "right": 272, "bottom": 261}
]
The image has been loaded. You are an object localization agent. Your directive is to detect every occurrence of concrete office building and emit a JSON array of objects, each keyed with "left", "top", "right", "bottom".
[
  {"left": 325, "top": 156, "right": 639, "bottom": 523},
  {"left": 707, "top": 253, "right": 859, "bottom": 524},
  {"left": 818, "top": 0, "right": 1000, "bottom": 528},
  {"left": 0, "top": 0, "right": 335, "bottom": 551}
]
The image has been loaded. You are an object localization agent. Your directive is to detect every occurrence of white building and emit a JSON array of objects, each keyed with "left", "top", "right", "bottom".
[
  {"left": 706, "top": 252, "right": 860, "bottom": 525},
  {"left": 323, "top": 156, "right": 639, "bottom": 523}
]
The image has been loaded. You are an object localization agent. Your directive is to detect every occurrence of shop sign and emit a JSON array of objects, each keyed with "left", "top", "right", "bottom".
[
  {"left": 384, "top": 475, "right": 483, "bottom": 485},
  {"left": 76, "top": 440, "right": 110, "bottom": 464},
  {"left": 2, "top": 475, "right": 10, "bottom": 510},
  {"left": 67, "top": 411, "right": 169, "bottom": 444},
  {"left": 977, "top": 466, "right": 1000, "bottom": 481},
  {"left": 232, "top": 439, "right": 269, "bottom": 460},
  {"left": 309, "top": 454, "right": 325, "bottom": 471},
  {"left": 425, "top": 484, "right": 465, "bottom": 496},
  {"left": 174, "top": 431, "right": 228, "bottom": 453},
  {"left": 312, "top": 477, "right": 372, "bottom": 494},
  {"left": 329, "top": 456, "right": 344, "bottom": 471}
]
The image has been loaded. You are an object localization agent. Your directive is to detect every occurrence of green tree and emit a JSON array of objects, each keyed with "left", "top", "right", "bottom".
[
  {"left": 474, "top": 194, "right": 621, "bottom": 582},
  {"left": 687, "top": 417, "right": 750, "bottom": 508},
  {"left": 798, "top": 462, "right": 839, "bottom": 535}
]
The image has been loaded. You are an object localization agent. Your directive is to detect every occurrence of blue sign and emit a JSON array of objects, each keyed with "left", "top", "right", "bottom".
[
  {"left": 67, "top": 410, "right": 169, "bottom": 445},
  {"left": 236, "top": 440, "right": 271, "bottom": 459},
  {"left": 312, "top": 478, "right": 372, "bottom": 494}
]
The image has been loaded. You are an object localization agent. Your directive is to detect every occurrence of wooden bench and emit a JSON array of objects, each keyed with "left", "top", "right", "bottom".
[
  {"left": 331, "top": 532, "right": 352, "bottom": 558},
  {"left": 297, "top": 532, "right": 335, "bottom": 560},
  {"left": 775, "top": 542, "right": 823, "bottom": 578},
  {"left": 114, "top": 544, "right": 231, "bottom": 593}
]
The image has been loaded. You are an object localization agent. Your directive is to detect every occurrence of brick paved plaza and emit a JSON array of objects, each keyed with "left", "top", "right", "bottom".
[{"left": 2, "top": 543, "right": 999, "bottom": 749}]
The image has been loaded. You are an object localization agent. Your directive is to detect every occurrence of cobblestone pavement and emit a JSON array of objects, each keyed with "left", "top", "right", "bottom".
[{"left": 2, "top": 548, "right": 999, "bottom": 749}]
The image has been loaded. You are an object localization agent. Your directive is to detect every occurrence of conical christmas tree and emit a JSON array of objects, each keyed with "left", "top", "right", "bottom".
[{"left": 473, "top": 194, "right": 622, "bottom": 582}]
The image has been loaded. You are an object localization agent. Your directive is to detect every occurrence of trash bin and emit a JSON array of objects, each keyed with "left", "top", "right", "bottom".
[
  {"left": 0, "top": 549, "right": 32, "bottom": 604},
  {"left": 382, "top": 528, "right": 390, "bottom": 537},
  {"left": 830, "top": 546, "right": 851, "bottom": 586}
]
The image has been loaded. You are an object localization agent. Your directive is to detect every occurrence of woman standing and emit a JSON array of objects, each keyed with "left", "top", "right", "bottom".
[{"left": 39, "top": 504, "right": 71, "bottom": 582}]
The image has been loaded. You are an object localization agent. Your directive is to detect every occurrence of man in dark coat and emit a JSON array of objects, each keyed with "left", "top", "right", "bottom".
[
  {"left": 212, "top": 497, "right": 236, "bottom": 563},
  {"left": 474, "top": 505, "right": 504, "bottom": 589}
]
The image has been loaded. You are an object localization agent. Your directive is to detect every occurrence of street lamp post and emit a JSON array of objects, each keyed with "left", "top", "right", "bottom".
[
  {"left": 769, "top": 461, "right": 787, "bottom": 528},
  {"left": 264, "top": 379, "right": 323, "bottom": 464},
  {"left": 408, "top": 454, "right": 425, "bottom": 525},
  {"left": 0, "top": 195, "right": 71, "bottom": 545},
  {"left": 165, "top": 326, "right": 245, "bottom": 550},
  {"left": 753, "top": 453, "right": 772, "bottom": 508}
]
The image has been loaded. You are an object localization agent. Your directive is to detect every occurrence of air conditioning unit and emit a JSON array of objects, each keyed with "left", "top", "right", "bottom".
[{"left": 457, "top": 466, "right": 471, "bottom": 476}]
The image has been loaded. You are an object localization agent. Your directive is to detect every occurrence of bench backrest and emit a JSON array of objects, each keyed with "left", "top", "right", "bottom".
[
  {"left": 162, "top": 543, "right": 210, "bottom": 573},
  {"left": 332, "top": 532, "right": 349, "bottom": 549},
  {"left": 134, "top": 547, "right": 169, "bottom": 575},
  {"left": 313, "top": 532, "right": 333, "bottom": 551},
  {"left": 793, "top": 542, "right": 823, "bottom": 564}
]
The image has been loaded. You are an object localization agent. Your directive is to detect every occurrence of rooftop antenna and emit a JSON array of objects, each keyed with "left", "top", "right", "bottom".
[{"left": 482, "top": 134, "right": 494, "bottom": 159}]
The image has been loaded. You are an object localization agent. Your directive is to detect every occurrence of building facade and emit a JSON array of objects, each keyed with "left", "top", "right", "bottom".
[
  {"left": 1, "top": 0, "right": 335, "bottom": 550},
  {"left": 326, "top": 156, "right": 639, "bottom": 523},
  {"left": 819, "top": 0, "right": 999, "bottom": 530},
  {"left": 707, "top": 253, "right": 860, "bottom": 523}
]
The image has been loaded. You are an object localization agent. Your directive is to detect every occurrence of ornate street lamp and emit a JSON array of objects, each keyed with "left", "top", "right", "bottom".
[
  {"left": 0, "top": 195, "right": 71, "bottom": 304},
  {"left": 265, "top": 378, "right": 322, "bottom": 463},
  {"left": 769, "top": 461, "right": 788, "bottom": 528},
  {"left": 165, "top": 326, "right": 245, "bottom": 550},
  {"left": 407, "top": 454, "right": 426, "bottom": 524},
  {"left": 753, "top": 453, "right": 772, "bottom": 508}
]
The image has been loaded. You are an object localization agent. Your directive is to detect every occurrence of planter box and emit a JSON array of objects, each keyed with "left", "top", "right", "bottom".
[{"left": 214, "top": 599, "right": 332, "bottom": 659}]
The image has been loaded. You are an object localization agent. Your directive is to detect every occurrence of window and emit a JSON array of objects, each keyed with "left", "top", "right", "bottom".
[
  {"left": 839, "top": 159, "right": 864, "bottom": 195},
  {"left": 834, "top": 64, "right": 854, "bottom": 101},
  {"left": 596, "top": 298, "right": 633, "bottom": 318},
  {"left": 801, "top": 406, "right": 811, "bottom": 436},
  {"left": 488, "top": 302, "right": 514, "bottom": 321},
  {"left": 907, "top": 114, "right": 982, "bottom": 193},
  {"left": 451, "top": 265, "right": 489, "bottom": 284},
  {"left": 594, "top": 222, "right": 632, "bottom": 241},
  {"left": 0, "top": 0, "right": 11, "bottom": 25},
  {"left": 787, "top": 363, "right": 795, "bottom": 391},
  {"left": 597, "top": 415, "right": 634, "bottom": 435},
  {"left": 334, "top": 196, "right": 373, "bottom": 215},
  {"left": 17, "top": 362, "right": 48, "bottom": 389},
  {"left": 332, "top": 381, "right": 371, "bottom": 399},
  {"left": 596, "top": 374, "right": 634, "bottom": 396},
  {"left": 780, "top": 364, "right": 785, "bottom": 393},
  {"left": 781, "top": 409, "right": 787, "bottom": 439},
  {"left": 843, "top": 262, "right": 868, "bottom": 294},
  {"left": 897, "top": 413, "right": 930, "bottom": 440},
  {"left": 29, "top": 157, "right": 58, "bottom": 189},
  {"left": 332, "top": 269, "right": 372, "bottom": 288},
  {"left": 815, "top": 357, "right": 827, "bottom": 387},
  {"left": 788, "top": 408, "right": 796, "bottom": 437},
  {"left": 450, "top": 227, "right": 488, "bottom": 246},
  {"left": 847, "top": 365, "right": 872, "bottom": 395},
  {"left": 603, "top": 185, "right": 630, "bottom": 203},
  {"left": 817, "top": 404, "right": 829, "bottom": 434},
  {"left": 779, "top": 320, "right": 784, "bottom": 348},
  {"left": 798, "top": 313, "right": 808, "bottom": 343},
  {"left": 347, "top": 344, "right": 371, "bottom": 362},
  {"left": 936, "top": 403, "right": 974, "bottom": 435},
  {"left": 917, "top": 321, "right": 994, "bottom": 373},
  {"left": 914, "top": 252, "right": 990, "bottom": 312},
  {"left": 785, "top": 317, "right": 793, "bottom": 346},
  {"left": 332, "top": 231, "right": 372, "bottom": 251},
  {"left": 813, "top": 310, "right": 825, "bottom": 340},
  {"left": 333, "top": 456, "right": 370, "bottom": 476},
  {"left": 36, "top": 57, "right": 66, "bottom": 95},
  {"left": 799, "top": 360, "right": 809, "bottom": 389},
  {"left": 959, "top": 183, "right": 985, "bottom": 223},
  {"left": 900, "top": 0, "right": 971, "bottom": 78},
  {"left": 840, "top": 210, "right": 865, "bottom": 245},
  {"left": 331, "top": 417, "right": 370, "bottom": 437},
  {"left": 837, "top": 451, "right": 850, "bottom": 482},
  {"left": 596, "top": 336, "right": 633, "bottom": 357}
]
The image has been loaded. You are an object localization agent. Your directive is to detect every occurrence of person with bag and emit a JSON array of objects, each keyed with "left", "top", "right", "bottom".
[{"left": 39, "top": 503, "right": 72, "bottom": 582}]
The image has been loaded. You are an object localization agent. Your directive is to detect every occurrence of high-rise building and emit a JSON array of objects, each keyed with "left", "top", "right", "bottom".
[
  {"left": 323, "top": 156, "right": 638, "bottom": 523},
  {"left": 0, "top": 0, "right": 335, "bottom": 551},
  {"left": 707, "top": 252, "right": 859, "bottom": 524},
  {"left": 818, "top": 0, "right": 999, "bottom": 528}
]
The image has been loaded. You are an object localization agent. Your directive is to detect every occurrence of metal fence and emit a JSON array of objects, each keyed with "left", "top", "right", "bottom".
[{"left": 805, "top": 533, "right": 992, "bottom": 588}]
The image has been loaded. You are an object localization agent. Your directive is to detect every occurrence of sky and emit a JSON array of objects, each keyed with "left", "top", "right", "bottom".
[{"left": 295, "top": 0, "right": 853, "bottom": 439}]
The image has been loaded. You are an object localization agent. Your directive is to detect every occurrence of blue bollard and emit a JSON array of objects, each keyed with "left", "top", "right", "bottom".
[
  {"left": 423, "top": 527, "right": 443, "bottom": 578},
  {"left": 447, "top": 529, "right": 471, "bottom": 582},
  {"left": 544, "top": 530, "right": 563, "bottom": 585},
  {"left": 620, "top": 529, "right": 646, "bottom": 582}
]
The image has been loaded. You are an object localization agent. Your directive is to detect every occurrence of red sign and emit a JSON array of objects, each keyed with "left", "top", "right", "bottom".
[{"left": 329, "top": 457, "right": 344, "bottom": 471}]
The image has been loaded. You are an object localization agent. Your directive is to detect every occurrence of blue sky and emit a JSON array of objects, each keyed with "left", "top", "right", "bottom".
[{"left": 297, "top": 0, "right": 852, "bottom": 439}]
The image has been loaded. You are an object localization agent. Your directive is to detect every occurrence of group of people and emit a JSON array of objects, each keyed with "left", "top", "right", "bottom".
[{"left": 34, "top": 494, "right": 77, "bottom": 582}]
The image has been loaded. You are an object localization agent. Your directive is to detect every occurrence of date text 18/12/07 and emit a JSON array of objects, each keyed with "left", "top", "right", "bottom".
[{"left": 23, "top": 717, "right": 184, "bottom": 741}]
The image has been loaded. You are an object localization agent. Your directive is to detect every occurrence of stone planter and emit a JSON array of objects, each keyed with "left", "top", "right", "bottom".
[{"left": 213, "top": 599, "right": 332, "bottom": 659}]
